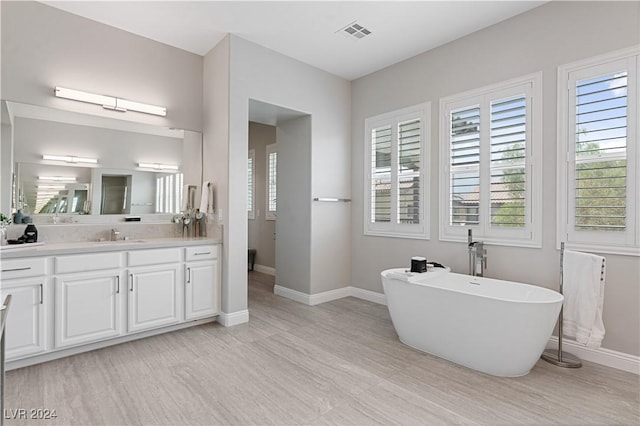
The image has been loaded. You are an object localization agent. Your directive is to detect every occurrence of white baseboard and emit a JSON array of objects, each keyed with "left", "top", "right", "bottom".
[
  {"left": 546, "top": 336, "right": 639, "bottom": 375},
  {"left": 350, "top": 287, "right": 387, "bottom": 305},
  {"left": 274, "top": 285, "right": 385, "bottom": 306},
  {"left": 310, "top": 287, "right": 351, "bottom": 305},
  {"left": 218, "top": 309, "right": 250, "bottom": 327},
  {"left": 253, "top": 264, "right": 275, "bottom": 276},
  {"left": 274, "top": 285, "right": 312, "bottom": 305},
  {"left": 274, "top": 285, "right": 351, "bottom": 306}
]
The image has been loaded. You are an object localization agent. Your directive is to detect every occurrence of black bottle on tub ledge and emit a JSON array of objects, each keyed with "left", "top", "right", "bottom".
[{"left": 410, "top": 256, "right": 427, "bottom": 273}]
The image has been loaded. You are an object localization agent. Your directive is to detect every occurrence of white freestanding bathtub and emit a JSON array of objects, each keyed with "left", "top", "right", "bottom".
[{"left": 381, "top": 268, "right": 563, "bottom": 377}]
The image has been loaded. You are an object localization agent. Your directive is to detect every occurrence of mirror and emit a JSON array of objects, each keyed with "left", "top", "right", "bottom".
[{"left": 1, "top": 100, "right": 202, "bottom": 220}]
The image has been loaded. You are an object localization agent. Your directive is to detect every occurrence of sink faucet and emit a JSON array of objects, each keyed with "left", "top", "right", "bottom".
[
  {"left": 468, "top": 229, "right": 487, "bottom": 277},
  {"left": 111, "top": 229, "right": 121, "bottom": 241}
]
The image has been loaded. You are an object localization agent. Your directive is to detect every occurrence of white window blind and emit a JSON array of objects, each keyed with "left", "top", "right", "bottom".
[
  {"left": 365, "top": 102, "right": 430, "bottom": 239},
  {"left": 266, "top": 144, "right": 277, "bottom": 220},
  {"left": 450, "top": 105, "right": 481, "bottom": 226},
  {"left": 440, "top": 73, "right": 541, "bottom": 247},
  {"left": 575, "top": 71, "right": 627, "bottom": 232},
  {"left": 490, "top": 95, "right": 527, "bottom": 228},
  {"left": 371, "top": 125, "right": 392, "bottom": 223},
  {"left": 398, "top": 118, "right": 422, "bottom": 224},
  {"left": 558, "top": 48, "right": 639, "bottom": 255},
  {"left": 248, "top": 149, "right": 255, "bottom": 219}
]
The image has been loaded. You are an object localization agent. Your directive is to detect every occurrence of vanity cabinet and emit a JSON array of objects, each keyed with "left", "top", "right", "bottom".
[
  {"left": 0, "top": 258, "right": 48, "bottom": 361},
  {"left": 185, "top": 245, "right": 220, "bottom": 320},
  {"left": 53, "top": 252, "right": 123, "bottom": 349},
  {"left": 2, "top": 241, "right": 221, "bottom": 368},
  {"left": 127, "top": 248, "right": 182, "bottom": 333}
]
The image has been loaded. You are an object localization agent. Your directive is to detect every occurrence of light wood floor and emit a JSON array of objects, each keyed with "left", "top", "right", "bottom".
[{"left": 4, "top": 271, "right": 639, "bottom": 425}]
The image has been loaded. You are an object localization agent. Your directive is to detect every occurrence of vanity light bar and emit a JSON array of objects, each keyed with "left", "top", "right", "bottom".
[
  {"left": 138, "top": 162, "right": 179, "bottom": 171},
  {"left": 54, "top": 86, "right": 167, "bottom": 117},
  {"left": 38, "top": 176, "right": 77, "bottom": 182},
  {"left": 37, "top": 185, "right": 66, "bottom": 190},
  {"left": 43, "top": 154, "right": 98, "bottom": 164}
]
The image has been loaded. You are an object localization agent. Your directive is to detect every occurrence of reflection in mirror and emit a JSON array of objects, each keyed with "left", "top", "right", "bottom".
[
  {"left": 16, "top": 162, "right": 91, "bottom": 214},
  {"left": 2, "top": 100, "right": 202, "bottom": 219}
]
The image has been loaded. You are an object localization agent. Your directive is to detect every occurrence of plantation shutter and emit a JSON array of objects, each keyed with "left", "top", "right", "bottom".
[
  {"left": 247, "top": 151, "right": 254, "bottom": 216},
  {"left": 365, "top": 103, "right": 429, "bottom": 239},
  {"left": 267, "top": 148, "right": 277, "bottom": 217},
  {"left": 490, "top": 95, "right": 527, "bottom": 228},
  {"left": 449, "top": 105, "right": 481, "bottom": 226},
  {"left": 574, "top": 71, "right": 628, "bottom": 232},
  {"left": 397, "top": 119, "right": 421, "bottom": 224},
  {"left": 371, "top": 125, "right": 392, "bottom": 223}
]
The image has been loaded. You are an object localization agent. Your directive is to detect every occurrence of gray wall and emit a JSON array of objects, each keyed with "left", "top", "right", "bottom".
[
  {"left": 248, "top": 122, "right": 276, "bottom": 269},
  {"left": 208, "top": 34, "right": 350, "bottom": 318},
  {"left": 350, "top": 1, "right": 640, "bottom": 355},
  {"left": 275, "top": 116, "right": 312, "bottom": 294},
  {"left": 1, "top": 1, "right": 203, "bottom": 132}
]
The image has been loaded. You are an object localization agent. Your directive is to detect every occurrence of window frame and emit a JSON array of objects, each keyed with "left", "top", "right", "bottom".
[
  {"left": 248, "top": 148, "right": 255, "bottom": 220},
  {"left": 557, "top": 47, "right": 639, "bottom": 256},
  {"left": 439, "top": 72, "right": 543, "bottom": 248},
  {"left": 363, "top": 102, "right": 430, "bottom": 240},
  {"left": 266, "top": 143, "right": 277, "bottom": 221}
]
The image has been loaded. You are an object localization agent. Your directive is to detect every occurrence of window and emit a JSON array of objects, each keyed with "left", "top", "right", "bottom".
[
  {"left": 156, "top": 173, "right": 183, "bottom": 213},
  {"left": 248, "top": 149, "right": 255, "bottom": 219},
  {"left": 558, "top": 48, "right": 639, "bottom": 256},
  {"left": 266, "top": 143, "right": 277, "bottom": 220},
  {"left": 364, "top": 102, "right": 430, "bottom": 239},
  {"left": 439, "top": 73, "right": 542, "bottom": 247}
]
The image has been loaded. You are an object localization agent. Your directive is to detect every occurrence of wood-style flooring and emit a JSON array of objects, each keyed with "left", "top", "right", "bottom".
[{"left": 4, "top": 271, "right": 640, "bottom": 425}]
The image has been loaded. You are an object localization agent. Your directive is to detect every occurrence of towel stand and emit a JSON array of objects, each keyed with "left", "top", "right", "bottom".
[{"left": 541, "top": 242, "right": 585, "bottom": 368}]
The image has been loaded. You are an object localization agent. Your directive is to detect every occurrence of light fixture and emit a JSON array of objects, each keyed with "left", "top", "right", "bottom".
[
  {"left": 138, "top": 162, "right": 179, "bottom": 171},
  {"left": 38, "top": 176, "right": 77, "bottom": 182},
  {"left": 54, "top": 86, "right": 167, "bottom": 117},
  {"left": 43, "top": 154, "right": 98, "bottom": 164},
  {"left": 37, "top": 184, "right": 66, "bottom": 190}
]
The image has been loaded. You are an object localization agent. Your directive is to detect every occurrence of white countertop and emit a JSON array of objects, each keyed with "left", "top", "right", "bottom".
[{"left": 0, "top": 237, "right": 221, "bottom": 259}]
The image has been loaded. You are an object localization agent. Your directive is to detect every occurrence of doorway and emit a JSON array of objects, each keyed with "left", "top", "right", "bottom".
[{"left": 247, "top": 99, "right": 311, "bottom": 296}]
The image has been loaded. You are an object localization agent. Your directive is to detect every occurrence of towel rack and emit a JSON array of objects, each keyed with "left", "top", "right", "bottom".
[
  {"left": 541, "top": 242, "right": 606, "bottom": 368},
  {"left": 313, "top": 197, "right": 351, "bottom": 202}
]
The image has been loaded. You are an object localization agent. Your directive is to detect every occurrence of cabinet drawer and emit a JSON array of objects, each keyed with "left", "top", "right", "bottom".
[
  {"left": 1, "top": 257, "right": 47, "bottom": 280},
  {"left": 185, "top": 245, "right": 218, "bottom": 261},
  {"left": 128, "top": 248, "right": 180, "bottom": 267},
  {"left": 55, "top": 252, "right": 122, "bottom": 274}
]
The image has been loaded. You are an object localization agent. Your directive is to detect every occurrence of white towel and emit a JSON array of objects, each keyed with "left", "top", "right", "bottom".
[
  {"left": 562, "top": 249, "right": 606, "bottom": 348},
  {"left": 199, "top": 181, "right": 213, "bottom": 214}
]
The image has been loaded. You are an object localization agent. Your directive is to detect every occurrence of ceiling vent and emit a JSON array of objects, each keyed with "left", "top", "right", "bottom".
[{"left": 337, "top": 21, "right": 372, "bottom": 40}]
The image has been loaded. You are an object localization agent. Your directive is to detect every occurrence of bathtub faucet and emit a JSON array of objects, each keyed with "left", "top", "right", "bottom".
[{"left": 467, "top": 229, "right": 487, "bottom": 277}]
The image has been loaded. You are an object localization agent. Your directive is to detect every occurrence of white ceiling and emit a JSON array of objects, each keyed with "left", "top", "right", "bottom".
[{"left": 42, "top": 1, "right": 545, "bottom": 81}]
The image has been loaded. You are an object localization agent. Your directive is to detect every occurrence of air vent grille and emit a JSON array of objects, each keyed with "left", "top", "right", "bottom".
[{"left": 337, "top": 21, "right": 372, "bottom": 40}]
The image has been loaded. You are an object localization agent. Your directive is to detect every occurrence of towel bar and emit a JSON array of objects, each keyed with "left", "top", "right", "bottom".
[{"left": 313, "top": 197, "right": 351, "bottom": 202}]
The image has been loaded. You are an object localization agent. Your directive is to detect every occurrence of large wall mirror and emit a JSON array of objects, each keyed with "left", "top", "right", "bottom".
[{"left": 0, "top": 100, "right": 202, "bottom": 221}]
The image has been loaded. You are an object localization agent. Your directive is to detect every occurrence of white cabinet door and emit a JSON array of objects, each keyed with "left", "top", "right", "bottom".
[
  {"left": 1, "top": 278, "right": 46, "bottom": 360},
  {"left": 128, "top": 264, "right": 180, "bottom": 333},
  {"left": 185, "top": 260, "right": 220, "bottom": 320},
  {"left": 55, "top": 271, "right": 122, "bottom": 349}
]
